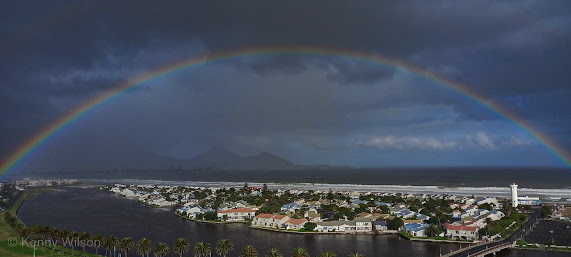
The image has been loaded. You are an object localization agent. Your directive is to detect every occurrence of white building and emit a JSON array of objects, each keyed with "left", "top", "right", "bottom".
[
  {"left": 510, "top": 183, "right": 518, "bottom": 207},
  {"left": 517, "top": 196, "right": 541, "bottom": 205},
  {"left": 354, "top": 218, "right": 373, "bottom": 232},
  {"left": 252, "top": 213, "right": 289, "bottom": 228},
  {"left": 217, "top": 208, "right": 256, "bottom": 221},
  {"left": 315, "top": 221, "right": 356, "bottom": 232}
]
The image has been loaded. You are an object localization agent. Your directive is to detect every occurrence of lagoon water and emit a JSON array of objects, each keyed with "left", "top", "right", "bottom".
[{"left": 18, "top": 187, "right": 568, "bottom": 257}]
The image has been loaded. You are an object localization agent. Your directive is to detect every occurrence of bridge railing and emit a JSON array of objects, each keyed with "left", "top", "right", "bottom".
[
  {"left": 440, "top": 240, "right": 498, "bottom": 257},
  {"left": 475, "top": 242, "right": 513, "bottom": 254}
]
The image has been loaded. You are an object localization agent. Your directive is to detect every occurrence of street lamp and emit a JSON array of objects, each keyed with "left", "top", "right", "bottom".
[{"left": 549, "top": 230, "right": 554, "bottom": 246}]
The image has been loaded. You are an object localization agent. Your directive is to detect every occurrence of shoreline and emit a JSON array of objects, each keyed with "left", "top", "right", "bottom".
[{"left": 72, "top": 179, "right": 571, "bottom": 199}]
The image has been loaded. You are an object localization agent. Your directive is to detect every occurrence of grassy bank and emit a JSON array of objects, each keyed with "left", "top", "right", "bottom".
[{"left": 0, "top": 189, "right": 100, "bottom": 257}]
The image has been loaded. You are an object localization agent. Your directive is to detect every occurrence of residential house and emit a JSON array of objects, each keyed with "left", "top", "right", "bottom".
[
  {"left": 217, "top": 208, "right": 256, "bottom": 221},
  {"left": 373, "top": 220, "right": 388, "bottom": 231},
  {"left": 416, "top": 214, "right": 430, "bottom": 221},
  {"left": 403, "top": 223, "right": 429, "bottom": 237},
  {"left": 252, "top": 213, "right": 289, "bottom": 228},
  {"left": 281, "top": 202, "right": 302, "bottom": 214},
  {"left": 476, "top": 197, "right": 499, "bottom": 207},
  {"left": 283, "top": 218, "right": 308, "bottom": 230},
  {"left": 553, "top": 207, "right": 571, "bottom": 222},
  {"left": 176, "top": 206, "right": 210, "bottom": 219},
  {"left": 445, "top": 223, "right": 479, "bottom": 240},
  {"left": 315, "top": 221, "right": 357, "bottom": 232},
  {"left": 354, "top": 217, "right": 373, "bottom": 232},
  {"left": 304, "top": 209, "right": 321, "bottom": 222}
]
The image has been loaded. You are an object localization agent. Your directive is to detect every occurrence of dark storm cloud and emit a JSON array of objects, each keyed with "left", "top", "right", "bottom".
[
  {"left": 1, "top": 0, "right": 570, "bottom": 168},
  {"left": 4, "top": 1, "right": 569, "bottom": 83}
]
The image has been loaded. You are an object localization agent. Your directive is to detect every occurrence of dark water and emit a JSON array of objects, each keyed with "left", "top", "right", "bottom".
[
  {"left": 11, "top": 167, "right": 571, "bottom": 188},
  {"left": 18, "top": 187, "right": 567, "bottom": 257},
  {"left": 19, "top": 187, "right": 460, "bottom": 257}
]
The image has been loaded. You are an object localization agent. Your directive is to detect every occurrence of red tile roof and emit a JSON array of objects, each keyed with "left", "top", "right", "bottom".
[
  {"left": 218, "top": 208, "right": 255, "bottom": 213},
  {"left": 255, "top": 213, "right": 275, "bottom": 219},
  {"left": 446, "top": 224, "right": 478, "bottom": 231},
  {"left": 285, "top": 218, "right": 308, "bottom": 225},
  {"left": 271, "top": 215, "right": 287, "bottom": 220}
]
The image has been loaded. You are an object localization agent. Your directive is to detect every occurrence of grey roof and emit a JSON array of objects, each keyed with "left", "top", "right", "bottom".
[{"left": 317, "top": 220, "right": 356, "bottom": 226}]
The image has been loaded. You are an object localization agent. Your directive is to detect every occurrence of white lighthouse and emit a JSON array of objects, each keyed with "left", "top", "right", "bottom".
[{"left": 510, "top": 183, "right": 518, "bottom": 207}]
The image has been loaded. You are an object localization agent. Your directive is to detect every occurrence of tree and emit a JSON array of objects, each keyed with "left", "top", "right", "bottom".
[
  {"left": 173, "top": 238, "right": 190, "bottom": 257},
  {"left": 154, "top": 242, "right": 170, "bottom": 257},
  {"left": 92, "top": 234, "right": 104, "bottom": 256},
  {"left": 239, "top": 245, "right": 258, "bottom": 257},
  {"left": 303, "top": 222, "right": 317, "bottom": 231},
  {"left": 479, "top": 203, "right": 493, "bottom": 211},
  {"left": 79, "top": 232, "right": 91, "bottom": 255},
  {"left": 348, "top": 252, "right": 364, "bottom": 257},
  {"left": 267, "top": 248, "right": 283, "bottom": 257},
  {"left": 58, "top": 229, "right": 72, "bottom": 254},
  {"left": 103, "top": 236, "right": 118, "bottom": 257},
  {"left": 291, "top": 247, "right": 310, "bottom": 257},
  {"left": 49, "top": 228, "right": 61, "bottom": 253},
  {"left": 215, "top": 239, "right": 233, "bottom": 257},
  {"left": 204, "top": 211, "right": 218, "bottom": 221},
  {"left": 194, "top": 241, "right": 211, "bottom": 257},
  {"left": 387, "top": 217, "right": 404, "bottom": 230},
  {"left": 120, "top": 237, "right": 135, "bottom": 257},
  {"left": 319, "top": 250, "right": 337, "bottom": 257},
  {"left": 70, "top": 232, "right": 79, "bottom": 256},
  {"left": 263, "top": 184, "right": 268, "bottom": 192},
  {"left": 425, "top": 224, "right": 442, "bottom": 238},
  {"left": 541, "top": 205, "right": 552, "bottom": 218},
  {"left": 243, "top": 182, "right": 248, "bottom": 190},
  {"left": 137, "top": 237, "right": 152, "bottom": 257}
]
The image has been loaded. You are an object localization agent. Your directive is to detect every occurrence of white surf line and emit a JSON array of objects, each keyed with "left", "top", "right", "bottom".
[{"left": 84, "top": 178, "right": 571, "bottom": 199}]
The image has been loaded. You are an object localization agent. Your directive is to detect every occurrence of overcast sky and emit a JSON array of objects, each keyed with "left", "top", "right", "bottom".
[{"left": 1, "top": 0, "right": 570, "bottom": 170}]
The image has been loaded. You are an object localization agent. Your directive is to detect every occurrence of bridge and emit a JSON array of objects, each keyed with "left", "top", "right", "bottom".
[
  {"left": 442, "top": 241, "right": 514, "bottom": 257},
  {"left": 441, "top": 209, "right": 540, "bottom": 257}
]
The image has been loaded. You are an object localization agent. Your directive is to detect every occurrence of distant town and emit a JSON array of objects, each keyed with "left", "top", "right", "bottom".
[{"left": 103, "top": 182, "right": 570, "bottom": 243}]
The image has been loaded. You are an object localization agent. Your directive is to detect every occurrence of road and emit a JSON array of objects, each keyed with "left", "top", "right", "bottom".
[{"left": 446, "top": 209, "right": 540, "bottom": 257}]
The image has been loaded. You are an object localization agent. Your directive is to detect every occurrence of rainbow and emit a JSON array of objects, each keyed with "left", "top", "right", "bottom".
[{"left": 1, "top": 46, "right": 569, "bottom": 176}]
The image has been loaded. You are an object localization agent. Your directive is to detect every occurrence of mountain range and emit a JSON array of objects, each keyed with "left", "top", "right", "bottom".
[{"left": 182, "top": 146, "right": 303, "bottom": 170}]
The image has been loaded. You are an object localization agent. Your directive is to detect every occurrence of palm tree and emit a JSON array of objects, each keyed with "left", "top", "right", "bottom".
[
  {"left": 58, "top": 229, "right": 71, "bottom": 256},
  {"left": 70, "top": 232, "right": 79, "bottom": 257},
  {"left": 194, "top": 241, "right": 211, "bottom": 257},
  {"left": 291, "top": 247, "right": 310, "bottom": 257},
  {"left": 266, "top": 248, "right": 283, "bottom": 257},
  {"left": 79, "top": 232, "right": 91, "bottom": 256},
  {"left": 348, "top": 253, "right": 364, "bottom": 257},
  {"left": 425, "top": 224, "right": 440, "bottom": 238},
  {"left": 154, "top": 242, "right": 170, "bottom": 257},
  {"left": 319, "top": 250, "right": 336, "bottom": 257},
  {"left": 105, "top": 236, "right": 118, "bottom": 257},
  {"left": 103, "top": 238, "right": 112, "bottom": 257},
  {"left": 137, "top": 238, "right": 152, "bottom": 257},
  {"left": 120, "top": 237, "right": 135, "bottom": 257},
  {"left": 173, "top": 238, "right": 190, "bottom": 257},
  {"left": 49, "top": 227, "right": 60, "bottom": 253},
  {"left": 239, "top": 245, "right": 258, "bottom": 257},
  {"left": 215, "top": 239, "right": 233, "bottom": 257},
  {"left": 92, "top": 234, "right": 104, "bottom": 257}
]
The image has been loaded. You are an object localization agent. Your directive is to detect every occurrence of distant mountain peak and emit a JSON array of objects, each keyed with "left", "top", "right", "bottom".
[
  {"left": 204, "top": 145, "right": 236, "bottom": 155},
  {"left": 186, "top": 147, "right": 301, "bottom": 170}
]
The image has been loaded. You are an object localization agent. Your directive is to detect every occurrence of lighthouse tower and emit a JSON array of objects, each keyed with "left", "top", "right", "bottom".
[{"left": 510, "top": 183, "right": 518, "bottom": 207}]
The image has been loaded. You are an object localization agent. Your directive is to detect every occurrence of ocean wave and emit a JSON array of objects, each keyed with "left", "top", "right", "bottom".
[{"left": 83, "top": 178, "right": 571, "bottom": 200}]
